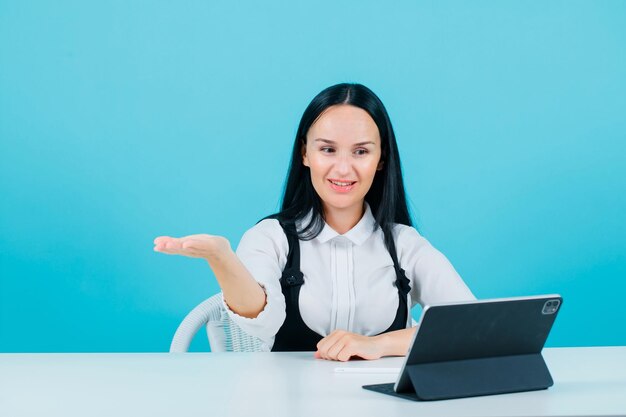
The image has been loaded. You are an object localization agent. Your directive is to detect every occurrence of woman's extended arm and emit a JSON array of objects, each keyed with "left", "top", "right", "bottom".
[
  {"left": 314, "top": 327, "right": 417, "bottom": 361},
  {"left": 154, "top": 235, "right": 266, "bottom": 318}
]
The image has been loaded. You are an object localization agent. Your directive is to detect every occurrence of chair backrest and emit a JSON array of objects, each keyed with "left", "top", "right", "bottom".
[{"left": 169, "top": 293, "right": 266, "bottom": 353}]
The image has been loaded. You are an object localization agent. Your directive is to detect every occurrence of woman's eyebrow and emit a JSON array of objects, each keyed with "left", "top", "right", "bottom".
[{"left": 313, "top": 138, "right": 376, "bottom": 146}]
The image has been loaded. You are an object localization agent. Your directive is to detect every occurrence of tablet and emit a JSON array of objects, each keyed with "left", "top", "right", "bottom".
[{"left": 363, "top": 294, "right": 563, "bottom": 401}]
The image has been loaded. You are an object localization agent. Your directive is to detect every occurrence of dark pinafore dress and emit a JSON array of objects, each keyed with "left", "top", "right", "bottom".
[{"left": 270, "top": 221, "right": 412, "bottom": 352}]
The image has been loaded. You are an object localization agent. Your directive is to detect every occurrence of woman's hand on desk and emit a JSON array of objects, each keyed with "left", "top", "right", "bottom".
[
  {"left": 314, "top": 330, "right": 385, "bottom": 362},
  {"left": 153, "top": 234, "right": 231, "bottom": 260},
  {"left": 315, "top": 328, "right": 416, "bottom": 361}
]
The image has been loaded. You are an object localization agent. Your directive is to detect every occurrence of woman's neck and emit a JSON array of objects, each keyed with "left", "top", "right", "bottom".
[{"left": 323, "top": 203, "right": 365, "bottom": 235}]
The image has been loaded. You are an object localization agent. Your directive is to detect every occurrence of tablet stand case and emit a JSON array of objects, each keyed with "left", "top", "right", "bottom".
[
  {"left": 362, "top": 296, "right": 561, "bottom": 401},
  {"left": 363, "top": 352, "right": 553, "bottom": 401}
]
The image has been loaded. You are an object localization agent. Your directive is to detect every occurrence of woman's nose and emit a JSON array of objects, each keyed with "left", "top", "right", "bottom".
[{"left": 334, "top": 153, "right": 352, "bottom": 176}]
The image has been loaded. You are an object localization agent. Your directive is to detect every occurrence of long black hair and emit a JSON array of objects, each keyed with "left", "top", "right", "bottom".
[{"left": 270, "top": 83, "right": 412, "bottom": 253}]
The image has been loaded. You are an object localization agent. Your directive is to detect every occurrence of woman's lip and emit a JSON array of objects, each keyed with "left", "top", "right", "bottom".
[
  {"left": 328, "top": 179, "right": 357, "bottom": 192},
  {"left": 327, "top": 179, "right": 357, "bottom": 184}
]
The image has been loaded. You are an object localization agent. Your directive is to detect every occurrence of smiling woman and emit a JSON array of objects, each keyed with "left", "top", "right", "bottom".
[{"left": 154, "top": 83, "right": 475, "bottom": 361}]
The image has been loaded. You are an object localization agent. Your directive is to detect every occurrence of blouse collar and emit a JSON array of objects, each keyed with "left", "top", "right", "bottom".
[{"left": 313, "top": 203, "right": 377, "bottom": 246}]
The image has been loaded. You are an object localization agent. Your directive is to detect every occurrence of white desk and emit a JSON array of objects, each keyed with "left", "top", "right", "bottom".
[{"left": 1, "top": 347, "right": 625, "bottom": 417}]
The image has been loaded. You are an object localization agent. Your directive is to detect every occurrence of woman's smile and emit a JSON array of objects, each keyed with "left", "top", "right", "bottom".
[{"left": 328, "top": 178, "right": 357, "bottom": 192}]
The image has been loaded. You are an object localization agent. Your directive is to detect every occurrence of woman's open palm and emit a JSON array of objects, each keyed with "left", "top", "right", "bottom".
[{"left": 153, "top": 234, "right": 230, "bottom": 260}]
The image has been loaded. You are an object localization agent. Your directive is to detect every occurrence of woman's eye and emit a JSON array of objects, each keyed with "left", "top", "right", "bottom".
[
  {"left": 354, "top": 148, "right": 368, "bottom": 156},
  {"left": 321, "top": 147, "right": 335, "bottom": 153}
]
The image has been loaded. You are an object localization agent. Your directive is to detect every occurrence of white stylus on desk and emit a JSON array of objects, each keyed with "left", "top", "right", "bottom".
[{"left": 334, "top": 367, "right": 400, "bottom": 374}]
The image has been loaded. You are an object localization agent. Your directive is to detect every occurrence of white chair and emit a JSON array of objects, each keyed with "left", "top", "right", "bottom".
[{"left": 170, "top": 293, "right": 266, "bottom": 353}]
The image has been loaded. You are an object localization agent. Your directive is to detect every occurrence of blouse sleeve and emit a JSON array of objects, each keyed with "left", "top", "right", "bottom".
[
  {"left": 394, "top": 225, "right": 475, "bottom": 308},
  {"left": 221, "top": 219, "right": 288, "bottom": 346}
]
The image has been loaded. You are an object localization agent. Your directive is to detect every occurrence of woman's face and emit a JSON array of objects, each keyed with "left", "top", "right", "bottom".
[{"left": 303, "top": 104, "right": 383, "bottom": 217}]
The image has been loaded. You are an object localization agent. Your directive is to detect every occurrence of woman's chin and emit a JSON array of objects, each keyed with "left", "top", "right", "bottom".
[{"left": 322, "top": 198, "right": 365, "bottom": 213}]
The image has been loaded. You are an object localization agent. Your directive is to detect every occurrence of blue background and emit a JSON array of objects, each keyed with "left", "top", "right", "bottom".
[{"left": 1, "top": 1, "right": 625, "bottom": 352}]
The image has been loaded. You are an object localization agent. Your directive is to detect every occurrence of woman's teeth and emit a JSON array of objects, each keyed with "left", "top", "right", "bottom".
[{"left": 330, "top": 180, "right": 355, "bottom": 186}]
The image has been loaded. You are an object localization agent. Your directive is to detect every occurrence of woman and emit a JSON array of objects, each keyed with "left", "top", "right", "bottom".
[{"left": 154, "top": 83, "right": 475, "bottom": 361}]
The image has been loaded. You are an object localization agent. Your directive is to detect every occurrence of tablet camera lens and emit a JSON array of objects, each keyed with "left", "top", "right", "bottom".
[{"left": 542, "top": 300, "right": 560, "bottom": 314}]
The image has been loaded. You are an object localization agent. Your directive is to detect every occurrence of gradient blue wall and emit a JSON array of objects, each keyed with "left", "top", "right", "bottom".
[{"left": 1, "top": 1, "right": 624, "bottom": 352}]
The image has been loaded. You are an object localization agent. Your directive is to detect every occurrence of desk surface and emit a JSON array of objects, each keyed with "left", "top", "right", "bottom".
[{"left": 1, "top": 347, "right": 625, "bottom": 417}]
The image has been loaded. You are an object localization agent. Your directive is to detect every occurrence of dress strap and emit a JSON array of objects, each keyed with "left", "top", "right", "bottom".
[
  {"left": 271, "top": 220, "right": 323, "bottom": 351},
  {"left": 384, "top": 229, "right": 412, "bottom": 297},
  {"left": 278, "top": 221, "right": 305, "bottom": 288},
  {"left": 280, "top": 221, "right": 299, "bottom": 269}
]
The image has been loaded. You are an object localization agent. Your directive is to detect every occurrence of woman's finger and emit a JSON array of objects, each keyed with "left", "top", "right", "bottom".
[
  {"left": 153, "top": 236, "right": 177, "bottom": 252},
  {"left": 325, "top": 337, "right": 347, "bottom": 360},
  {"left": 337, "top": 345, "right": 356, "bottom": 362},
  {"left": 167, "top": 239, "right": 186, "bottom": 252},
  {"left": 316, "top": 330, "right": 347, "bottom": 360},
  {"left": 153, "top": 236, "right": 171, "bottom": 245},
  {"left": 153, "top": 238, "right": 184, "bottom": 255}
]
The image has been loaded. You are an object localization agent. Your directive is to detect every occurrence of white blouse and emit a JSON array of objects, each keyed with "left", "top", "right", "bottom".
[{"left": 222, "top": 204, "right": 475, "bottom": 351}]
